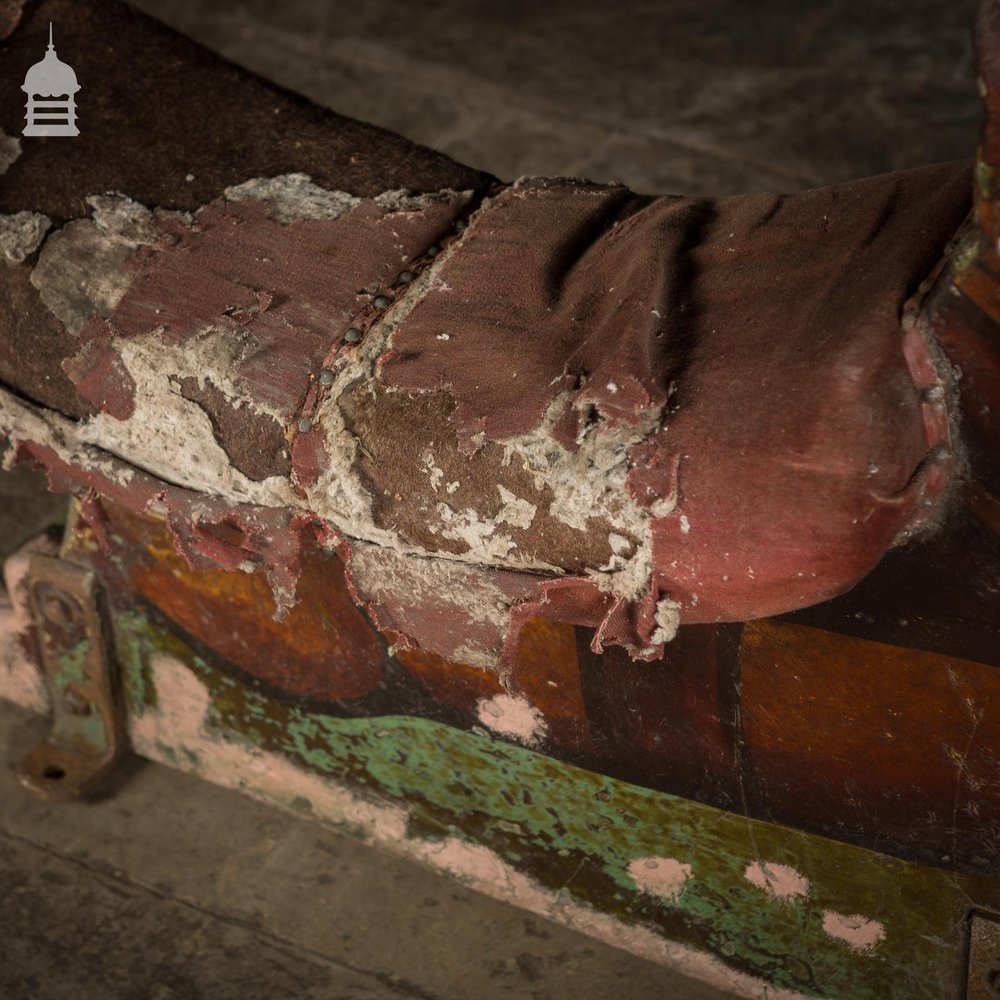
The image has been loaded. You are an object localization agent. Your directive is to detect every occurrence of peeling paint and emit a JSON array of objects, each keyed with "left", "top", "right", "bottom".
[
  {"left": 410, "top": 837, "right": 809, "bottom": 1000},
  {"left": 115, "top": 624, "right": 966, "bottom": 999},
  {"left": 126, "top": 651, "right": 816, "bottom": 1000},
  {"left": 0, "top": 602, "right": 978, "bottom": 999}
]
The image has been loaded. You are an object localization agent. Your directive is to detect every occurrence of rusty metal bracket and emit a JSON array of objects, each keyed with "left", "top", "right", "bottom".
[
  {"left": 967, "top": 911, "right": 1000, "bottom": 1000},
  {"left": 17, "top": 553, "right": 125, "bottom": 800}
]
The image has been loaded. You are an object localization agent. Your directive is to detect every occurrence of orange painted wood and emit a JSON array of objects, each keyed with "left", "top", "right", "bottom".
[{"left": 740, "top": 619, "right": 999, "bottom": 867}]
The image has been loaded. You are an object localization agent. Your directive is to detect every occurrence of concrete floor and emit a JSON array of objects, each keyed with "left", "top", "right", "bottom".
[
  {"left": 0, "top": 702, "right": 736, "bottom": 1000},
  {"left": 0, "top": 0, "right": 985, "bottom": 997}
]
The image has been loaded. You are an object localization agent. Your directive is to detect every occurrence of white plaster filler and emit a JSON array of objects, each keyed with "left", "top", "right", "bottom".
[
  {"left": 421, "top": 450, "right": 445, "bottom": 492},
  {"left": 0, "top": 211, "right": 50, "bottom": 265},
  {"left": 78, "top": 331, "right": 296, "bottom": 506},
  {"left": 431, "top": 486, "right": 539, "bottom": 561},
  {"left": 499, "top": 392, "right": 669, "bottom": 603},
  {"left": 225, "top": 175, "right": 466, "bottom": 226},
  {"left": 0, "top": 386, "right": 138, "bottom": 491},
  {"left": 224, "top": 173, "right": 360, "bottom": 224},
  {"left": 652, "top": 597, "right": 681, "bottom": 645}
]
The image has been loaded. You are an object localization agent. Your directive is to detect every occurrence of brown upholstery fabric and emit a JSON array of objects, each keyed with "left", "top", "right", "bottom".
[
  {"left": 0, "top": 0, "right": 493, "bottom": 223},
  {"left": 0, "top": 0, "right": 977, "bottom": 666}
]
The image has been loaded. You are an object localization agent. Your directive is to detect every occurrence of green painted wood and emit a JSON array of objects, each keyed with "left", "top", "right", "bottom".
[{"left": 114, "top": 609, "right": 989, "bottom": 999}]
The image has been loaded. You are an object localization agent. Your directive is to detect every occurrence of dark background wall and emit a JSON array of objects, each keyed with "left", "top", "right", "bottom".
[{"left": 130, "top": 0, "right": 982, "bottom": 195}]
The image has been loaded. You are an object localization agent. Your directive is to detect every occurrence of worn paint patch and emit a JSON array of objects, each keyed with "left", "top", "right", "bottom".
[
  {"left": 131, "top": 651, "right": 409, "bottom": 844},
  {"left": 412, "top": 836, "right": 556, "bottom": 906},
  {"left": 0, "top": 591, "right": 983, "bottom": 998},
  {"left": 744, "top": 861, "right": 811, "bottom": 901},
  {"left": 628, "top": 856, "right": 693, "bottom": 901},
  {"left": 475, "top": 693, "right": 548, "bottom": 746},
  {"left": 407, "top": 834, "right": 802, "bottom": 1000},
  {"left": 0, "top": 211, "right": 50, "bottom": 265},
  {"left": 821, "top": 911, "right": 886, "bottom": 952},
  {"left": 0, "top": 533, "right": 59, "bottom": 713}
]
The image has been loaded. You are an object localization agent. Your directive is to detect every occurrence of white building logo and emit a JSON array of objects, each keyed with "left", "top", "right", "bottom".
[{"left": 21, "top": 24, "right": 80, "bottom": 137}]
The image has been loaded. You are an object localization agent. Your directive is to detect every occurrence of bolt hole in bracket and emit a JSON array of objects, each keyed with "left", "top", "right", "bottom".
[{"left": 17, "top": 553, "right": 125, "bottom": 801}]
